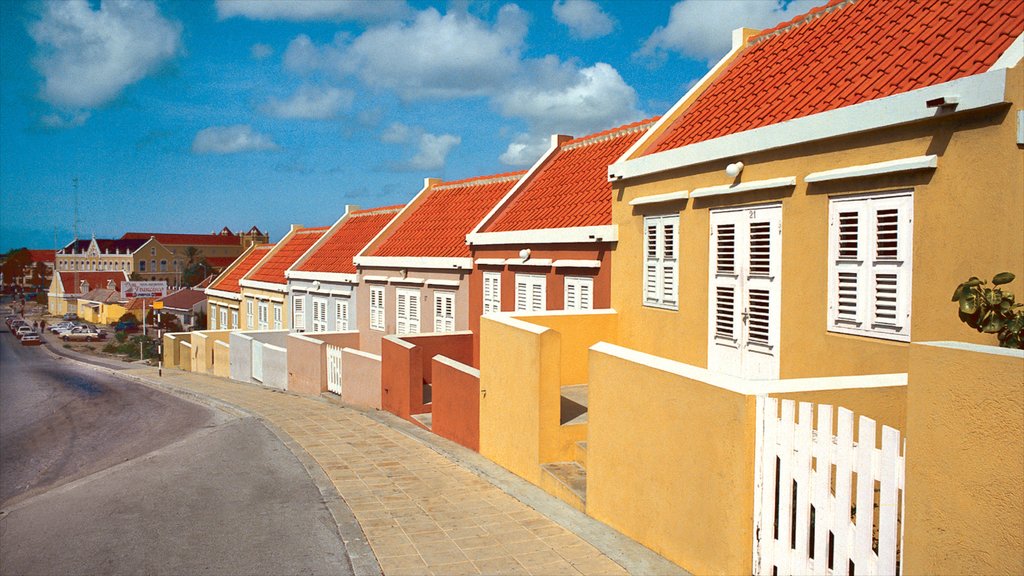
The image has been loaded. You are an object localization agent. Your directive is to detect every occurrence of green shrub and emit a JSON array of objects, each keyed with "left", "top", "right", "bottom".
[
  {"left": 115, "top": 331, "right": 127, "bottom": 343},
  {"left": 103, "top": 343, "right": 119, "bottom": 354},
  {"left": 952, "top": 272, "right": 1023, "bottom": 349}
]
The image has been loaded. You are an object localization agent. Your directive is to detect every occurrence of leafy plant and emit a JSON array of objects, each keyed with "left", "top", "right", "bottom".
[{"left": 952, "top": 272, "right": 1023, "bottom": 349}]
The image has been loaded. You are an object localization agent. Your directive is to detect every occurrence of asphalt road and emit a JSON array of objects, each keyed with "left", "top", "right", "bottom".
[{"left": 0, "top": 323, "right": 355, "bottom": 575}]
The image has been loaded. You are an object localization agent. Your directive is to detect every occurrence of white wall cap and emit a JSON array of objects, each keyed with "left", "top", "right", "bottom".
[
  {"left": 690, "top": 176, "right": 797, "bottom": 199},
  {"left": 805, "top": 155, "right": 937, "bottom": 183},
  {"left": 628, "top": 191, "right": 689, "bottom": 206}
]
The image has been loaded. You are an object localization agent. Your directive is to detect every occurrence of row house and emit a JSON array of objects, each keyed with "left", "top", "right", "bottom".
[
  {"left": 206, "top": 243, "right": 276, "bottom": 331},
  {"left": 47, "top": 270, "right": 129, "bottom": 316},
  {"left": 239, "top": 225, "right": 329, "bottom": 331},
  {"left": 479, "top": 0, "right": 1024, "bottom": 573}
]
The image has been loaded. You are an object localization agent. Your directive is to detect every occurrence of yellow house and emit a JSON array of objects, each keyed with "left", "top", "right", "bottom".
[
  {"left": 48, "top": 270, "right": 129, "bottom": 317},
  {"left": 205, "top": 243, "right": 276, "bottom": 330},
  {"left": 479, "top": 1, "right": 1023, "bottom": 574},
  {"left": 76, "top": 287, "right": 134, "bottom": 324}
]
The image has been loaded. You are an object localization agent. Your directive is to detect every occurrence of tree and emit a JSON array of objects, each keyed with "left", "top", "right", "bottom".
[
  {"left": 1, "top": 248, "right": 31, "bottom": 287},
  {"left": 183, "top": 257, "right": 211, "bottom": 287}
]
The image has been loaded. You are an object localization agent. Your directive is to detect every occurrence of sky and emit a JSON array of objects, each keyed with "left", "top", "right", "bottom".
[{"left": 0, "top": 0, "right": 826, "bottom": 252}]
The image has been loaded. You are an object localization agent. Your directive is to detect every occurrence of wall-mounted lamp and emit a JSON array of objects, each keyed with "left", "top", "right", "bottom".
[
  {"left": 401, "top": 268, "right": 409, "bottom": 279},
  {"left": 726, "top": 161, "right": 744, "bottom": 178},
  {"left": 312, "top": 280, "right": 320, "bottom": 290},
  {"left": 519, "top": 248, "right": 531, "bottom": 261}
]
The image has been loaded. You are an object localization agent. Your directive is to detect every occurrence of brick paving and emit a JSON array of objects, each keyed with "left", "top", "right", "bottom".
[{"left": 121, "top": 367, "right": 630, "bottom": 576}]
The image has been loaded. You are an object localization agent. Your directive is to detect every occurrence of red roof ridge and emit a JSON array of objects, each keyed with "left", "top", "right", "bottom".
[
  {"left": 750, "top": 0, "right": 854, "bottom": 44},
  {"left": 563, "top": 117, "right": 661, "bottom": 150},
  {"left": 351, "top": 205, "right": 404, "bottom": 216},
  {"left": 434, "top": 170, "right": 526, "bottom": 191},
  {"left": 295, "top": 226, "right": 331, "bottom": 234}
]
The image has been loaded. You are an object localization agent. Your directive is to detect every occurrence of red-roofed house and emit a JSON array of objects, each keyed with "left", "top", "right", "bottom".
[
  {"left": 205, "top": 243, "right": 275, "bottom": 330},
  {"left": 155, "top": 288, "right": 208, "bottom": 331},
  {"left": 474, "top": 1, "right": 1024, "bottom": 573},
  {"left": 238, "top": 225, "right": 329, "bottom": 331},
  {"left": 352, "top": 172, "right": 525, "bottom": 356},
  {"left": 47, "top": 270, "right": 129, "bottom": 316},
  {"left": 467, "top": 119, "right": 659, "bottom": 365}
]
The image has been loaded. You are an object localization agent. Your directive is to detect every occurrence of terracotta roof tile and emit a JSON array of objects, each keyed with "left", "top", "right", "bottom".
[
  {"left": 246, "top": 227, "right": 330, "bottom": 285},
  {"left": 205, "top": 256, "right": 238, "bottom": 268},
  {"left": 120, "top": 232, "right": 244, "bottom": 246},
  {"left": 645, "top": 0, "right": 1024, "bottom": 154},
  {"left": 28, "top": 250, "right": 55, "bottom": 263},
  {"left": 157, "top": 288, "right": 207, "bottom": 310},
  {"left": 370, "top": 172, "right": 525, "bottom": 258},
  {"left": 208, "top": 244, "right": 275, "bottom": 294},
  {"left": 485, "top": 118, "right": 658, "bottom": 232},
  {"left": 56, "top": 271, "right": 129, "bottom": 294},
  {"left": 295, "top": 206, "right": 403, "bottom": 274}
]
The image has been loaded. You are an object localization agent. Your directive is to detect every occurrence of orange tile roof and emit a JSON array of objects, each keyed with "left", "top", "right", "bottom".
[
  {"left": 120, "top": 232, "right": 243, "bottom": 246},
  {"left": 645, "top": 0, "right": 1024, "bottom": 154},
  {"left": 57, "top": 271, "right": 128, "bottom": 294},
  {"left": 370, "top": 172, "right": 526, "bottom": 258},
  {"left": 205, "top": 256, "right": 238, "bottom": 268},
  {"left": 29, "top": 250, "right": 56, "bottom": 263},
  {"left": 246, "top": 227, "right": 330, "bottom": 285},
  {"left": 208, "top": 244, "right": 275, "bottom": 294},
  {"left": 295, "top": 206, "right": 403, "bottom": 274},
  {"left": 486, "top": 119, "right": 658, "bottom": 232}
]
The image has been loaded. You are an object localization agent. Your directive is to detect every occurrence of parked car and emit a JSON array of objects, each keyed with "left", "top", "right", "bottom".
[
  {"left": 63, "top": 312, "right": 79, "bottom": 321},
  {"left": 62, "top": 327, "right": 100, "bottom": 342},
  {"left": 20, "top": 333, "right": 42, "bottom": 346},
  {"left": 50, "top": 321, "right": 76, "bottom": 333},
  {"left": 15, "top": 325, "right": 34, "bottom": 339},
  {"left": 53, "top": 323, "right": 84, "bottom": 336}
]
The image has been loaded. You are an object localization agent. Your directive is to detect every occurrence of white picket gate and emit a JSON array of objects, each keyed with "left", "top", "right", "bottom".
[
  {"left": 753, "top": 397, "right": 905, "bottom": 576},
  {"left": 252, "top": 340, "right": 264, "bottom": 382},
  {"left": 326, "top": 345, "right": 343, "bottom": 395}
]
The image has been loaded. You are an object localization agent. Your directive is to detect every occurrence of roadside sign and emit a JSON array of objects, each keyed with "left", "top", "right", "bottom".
[
  {"left": 152, "top": 301, "right": 164, "bottom": 310},
  {"left": 122, "top": 281, "right": 167, "bottom": 299}
]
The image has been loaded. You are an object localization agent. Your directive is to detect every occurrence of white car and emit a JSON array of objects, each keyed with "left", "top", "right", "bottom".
[
  {"left": 50, "top": 321, "right": 76, "bottom": 333},
  {"left": 62, "top": 327, "right": 100, "bottom": 342},
  {"left": 15, "top": 325, "right": 34, "bottom": 339}
]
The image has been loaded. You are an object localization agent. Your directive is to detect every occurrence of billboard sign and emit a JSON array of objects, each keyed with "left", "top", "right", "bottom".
[{"left": 122, "top": 280, "right": 168, "bottom": 299}]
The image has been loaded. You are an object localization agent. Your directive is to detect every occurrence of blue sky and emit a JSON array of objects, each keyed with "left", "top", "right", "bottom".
[{"left": 0, "top": 0, "right": 825, "bottom": 252}]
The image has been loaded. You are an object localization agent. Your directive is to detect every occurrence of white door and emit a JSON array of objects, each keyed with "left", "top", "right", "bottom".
[
  {"left": 515, "top": 274, "right": 546, "bottom": 312},
  {"left": 709, "top": 204, "right": 781, "bottom": 380},
  {"left": 396, "top": 288, "right": 420, "bottom": 335},
  {"left": 434, "top": 291, "right": 456, "bottom": 333},
  {"left": 326, "top": 344, "right": 343, "bottom": 395},
  {"left": 312, "top": 298, "right": 327, "bottom": 332},
  {"left": 335, "top": 299, "right": 350, "bottom": 331}
]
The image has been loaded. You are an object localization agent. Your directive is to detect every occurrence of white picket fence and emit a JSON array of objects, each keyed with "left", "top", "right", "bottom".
[
  {"left": 753, "top": 397, "right": 906, "bottom": 576},
  {"left": 326, "top": 344, "right": 343, "bottom": 395}
]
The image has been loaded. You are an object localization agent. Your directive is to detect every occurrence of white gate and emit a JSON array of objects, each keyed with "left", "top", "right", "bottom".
[
  {"left": 326, "top": 344, "right": 343, "bottom": 395},
  {"left": 754, "top": 397, "right": 905, "bottom": 576},
  {"left": 252, "top": 340, "right": 264, "bottom": 382}
]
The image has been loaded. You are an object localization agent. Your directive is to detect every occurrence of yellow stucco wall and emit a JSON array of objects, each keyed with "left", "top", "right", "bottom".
[
  {"left": 513, "top": 312, "right": 619, "bottom": 386},
  {"left": 770, "top": 385, "right": 907, "bottom": 433},
  {"left": 207, "top": 296, "right": 240, "bottom": 330},
  {"left": 587, "top": 345, "right": 757, "bottom": 575},
  {"left": 213, "top": 340, "right": 231, "bottom": 378},
  {"left": 903, "top": 342, "right": 1024, "bottom": 575},
  {"left": 239, "top": 287, "right": 288, "bottom": 331},
  {"left": 612, "top": 65, "right": 1024, "bottom": 379},
  {"left": 190, "top": 330, "right": 232, "bottom": 375}
]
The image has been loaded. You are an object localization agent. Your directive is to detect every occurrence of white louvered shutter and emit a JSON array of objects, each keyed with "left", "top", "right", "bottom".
[
  {"left": 434, "top": 291, "right": 455, "bottom": 333},
  {"left": 292, "top": 296, "right": 304, "bottom": 331},
  {"left": 644, "top": 215, "right": 679, "bottom": 308},
  {"left": 712, "top": 216, "right": 740, "bottom": 345},
  {"left": 335, "top": 299, "right": 350, "bottom": 331},
  {"left": 312, "top": 298, "right": 327, "bottom": 332},
  {"left": 408, "top": 290, "right": 420, "bottom": 334},
  {"left": 515, "top": 274, "right": 546, "bottom": 312},
  {"left": 564, "top": 276, "right": 594, "bottom": 311},
  {"left": 396, "top": 289, "right": 420, "bottom": 335},
  {"left": 369, "top": 286, "right": 385, "bottom": 330},
  {"left": 483, "top": 272, "right": 501, "bottom": 314}
]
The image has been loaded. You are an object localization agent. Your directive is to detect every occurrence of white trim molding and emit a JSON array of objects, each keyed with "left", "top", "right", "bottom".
[
  {"left": 389, "top": 276, "right": 426, "bottom": 286},
  {"left": 805, "top": 155, "right": 937, "bottom": 183},
  {"left": 553, "top": 259, "right": 601, "bottom": 269},
  {"left": 628, "top": 191, "right": 689, "bottom": 206},
  {"left": 467, "top": 225, "right": 617, "bottom": 246},
  {"left": 426, "top": 279, "right": 462, "bottom": 288},
  {"left": 505, "top": 258, "right": 553, "bottom": 267},
  {"left": 691, "top": 176, "right": 797, "bottom": 199},
  {"left": 989, "top": 32, "right": 1023, "bottom": 71},
  {"left": 342, "top": 346, "right": 382, "bottom": 362},
  {"left": 609, "top": 69, "right": 1009, "bottom": 182},
  {"left": 363, "top": 275, "right": 389, "bottom": 283},
  {"left": 468, "top": 136, "right": 563, "bottom": 236},
  {"left": 286, "top": 270, "right": 359, "bottom": 283},
  {"left": 354, "top": 256, "right": 473, "bottom": 270},
  {"left": 474, "top": 258, "right": 506, "bottom": 267},
  {"left": 239, "top": 278, "right": 287, "bottom": 292},
  {"left": 433, "top": 354, "right": 480, "bottom": 377},
  {"left": 205, "top": 288, "right": 242, "bottom": 301}
]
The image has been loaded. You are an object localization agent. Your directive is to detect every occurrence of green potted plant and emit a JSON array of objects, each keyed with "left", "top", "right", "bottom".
[{"left": 952, "top": 272, "right": 1023, "bottom": 349}]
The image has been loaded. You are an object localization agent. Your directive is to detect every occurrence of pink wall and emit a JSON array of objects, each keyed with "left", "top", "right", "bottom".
[
  {"left": 381, "top": 332, "right": 474, "bottom": 423},
  {"left": 431, "top": 356, "right": 480, "bottom": 451},
  {"left": 342, "top": 348, "right": 381, "bottom": 409},
  {"left": 287, "top": 331, "right": 360, "bottom": 396}
]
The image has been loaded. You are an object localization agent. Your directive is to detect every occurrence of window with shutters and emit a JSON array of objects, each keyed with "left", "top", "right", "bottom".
[
  {"left": 245, "top": 300, "right": 253, "bottom": 328},
  {"left": 335, "top": 299, "right": 350, "bottom": 331},
  {"left": 231, "top": 310, "right": 239, "bottom": 329},
  {"left": 482, "top": 272, "right": 501, "bottom": 314},
  {"left": 434, "top": 291, "right": 456, "bottom": 333},
  {"left": 292, "top": 296, "right": 305, "bottom": 331},
  {"left": 515, "top": 274, "right": 546, "bottom": 312},
  {"left": 369, "top": 286, "right": 385, "bottom": 331},
  {"left": 564, "top": 276, "right": 594, "bottom": 311},
  {"left": 643, "top": 214, "right": 679, "bottom": 309},
  {"left": 272, "top": 305, "right": 281, "bottom": 330},
  {"left": 209, "top": 304, "right": 218, "bottom": 329},
  {"left": 828, "top": 191, "right": 913, "bottom": 341},
  {"left": 396, "top": 288, "right": 420, "bottom": 335},
  {"left": 312, "top": 298, "right": 328, "bottom": 332},
  {"left": 257, "top": 301, "right": 269, "bottom": 330},
  {"left": 220, "top": 308, "right": 228, "bottom": 330}
]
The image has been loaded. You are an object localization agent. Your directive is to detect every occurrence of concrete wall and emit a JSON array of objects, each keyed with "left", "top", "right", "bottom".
[
  {"left": 515, "top": 311, "right": 618, "bottom": 386},
  {"left": 190, "top": 330, "right": 232, "bottom": 375},
  {"left": 381, "top": 332, "right": 473, "bottom": 422},
  {"left": 261, "top": 343, "right": 288, "bottom": 390},
  {"left": 903, "top": 342, "right": 1024, "bottom": 575},
  {"left": 229, "top": 333, "right": 253, "bottom": 383},
  {"left": 179, "top": 341, "right": 194, "bottom": 372},
  {"left": 286, "top": 331, "right": 360, "bottom": 396},
  {"left": 213, "top": 340, "right": 231, "bottom": 378},
  {"left": 587, "top": 342, "right": 757, "bottom": 575},
  {"left": 163, "top": 332, "right": 191, "bottom": 368},
  {"left": 342, "top": 348, "right": 381, "bottom": 409},
  {"left": 431, "top": 355, "right": 480, "bottom": 451}
]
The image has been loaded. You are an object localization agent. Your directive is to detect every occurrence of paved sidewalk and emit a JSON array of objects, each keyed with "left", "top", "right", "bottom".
[{"left": 113, "top": 366, "right": 683, "bottom": 576}]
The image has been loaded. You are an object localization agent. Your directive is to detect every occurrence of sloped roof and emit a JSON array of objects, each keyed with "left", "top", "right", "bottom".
[
  {"left": 645, "top": 0, "right": 1024, "bottom": 154},
  {"left": 157, "top": 288, "right": 207, "bottom": 310},
  {"left": 79, "top": 288, "right": 122, "bottom": 304},
  {"left": 206, "top": 256, "right": 238, "bottom": 268},
  {"left": 120, "top": 232, "right": 242, "bottom": 246},
  {"left": 208, "top": 244, "right": 275, "bottom": 294},
  {"left": 29, "top": 250, "right": 55, "bottom": 263},
  {"left": 295, "top": 206, "right": 403, "bottom": 274},
  {"left": 370, "top": 172, "right": 525, "bottom": 258},
  {"left": 60, "top": 238, "right": 148, "bottom": 254},
  {"left": 56, "top": 271, "right": 128, "bottom": 294},
  {"left": 485, "top": 119, "right": 658, "bottom": 232},
  {"left": 246, "top": 227, "right": 330, "bottom": 285}
]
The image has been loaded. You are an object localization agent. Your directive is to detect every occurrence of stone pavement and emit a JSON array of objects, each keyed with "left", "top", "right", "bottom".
[{"left": 112, "top": 365, "right": 686, "bottom": 576}]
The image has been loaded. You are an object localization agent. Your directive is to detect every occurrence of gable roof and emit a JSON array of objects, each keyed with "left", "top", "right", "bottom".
[
  {"left": 79, "top": 288, "right": 122, "bottom": 304},
  {"left": 246, "top": 227, "right": 330, "bottom": 285},
  {"left": 55, "top": 271, "right": 129, "bottom": 294},
  {"left": 120, "top": 232, "right": 244, "bottom": 246},
  {"left": 294, "top": 206, "right": 403, "bottom": 274},
  {"left": 644, "top": 0, "right": 1024, "bottom": 155},
  {"left": 208, "top": 244, "right": 275, "bottom": 294},
  {"left": 60, "top": 238, "right": 148, "bottom": 254},
  {"left": 157, "top": 288, "right": 207, "bottom": 310},
  {"left": 484, "top": 119, "right": 658, "bottom": 233},
  {"left": 369, "top": 172, "right": 525, "bottom": 258}
]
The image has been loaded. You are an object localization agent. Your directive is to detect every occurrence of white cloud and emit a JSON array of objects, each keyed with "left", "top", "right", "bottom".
[
  {"left": 552, "top": 0, "right": 614, "bottom": 40},
  {"left": 638, "top": 0, "right": 826, "bottom": 64},
  {"left": 192, "top": 125, "right": 279, "bottom": 154},
  {"left": 250, "top": 43, "right": 273, "bottom": 60},
  {"left": 28, "top": 0, "right": 181, "bottom": 109},
  {"left": 261, "top": 85, "right": 354, "bottom": 119},
  {"left": 215, "top": 0, "right": 411, "bottom": 22},
  {"left": 379, "top": 123, "right": 461, "bottom": 170},
  {"left": 39, "top": 111, "right": 91, "bottom": 129},
  {"left": 496, "top": 59, "right": 643, "bottom": 166},
  {"left": 338, "top": 5, "right": 528, "bottom": 100}
]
